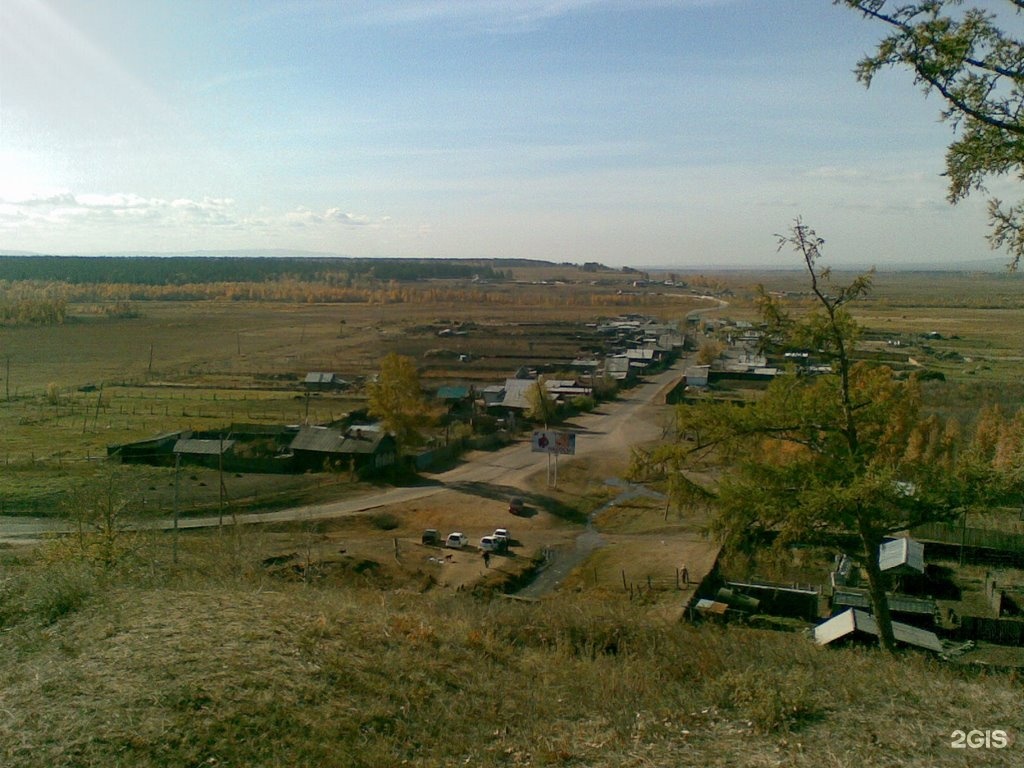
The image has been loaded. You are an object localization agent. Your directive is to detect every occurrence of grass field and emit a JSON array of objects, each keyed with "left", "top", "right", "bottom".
[{"left": 1, "top": 529, "right": 1022, "bottom": 768}]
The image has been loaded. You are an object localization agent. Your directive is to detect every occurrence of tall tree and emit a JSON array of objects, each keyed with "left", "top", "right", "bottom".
[
  {"left": 366, "top": 353, "right": 430, "bottom": 449},
  {"left": 636, "top": 221, "right": 975, "bottom": 652},
  {"left": 836, "top": 1, "right": 1024, "bottom": 267},
  {"left": 526, "top": 377, "right": 559, "bottom": 426}
]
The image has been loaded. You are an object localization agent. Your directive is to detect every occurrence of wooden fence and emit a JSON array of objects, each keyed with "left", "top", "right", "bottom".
[
  {"left": 956, "top": 616, "right": 1024, "bottom": 646},
  {"left": 911, "top": 522, "right": 1024, "bottom": 554}
]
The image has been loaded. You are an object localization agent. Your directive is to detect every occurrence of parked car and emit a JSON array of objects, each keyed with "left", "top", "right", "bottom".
[
  {"left": 493, "top": 528, "right": 510, "bottom": 545},
  {"left": 421, "top": 528, "right": 440, "bottom": 546},
  {"left": 479, "top": 535, "right": 500, "bottom": 552},
  {"left": 508, "top": 497, "right": 525, "bottom": 515},
  {"left": 445, "top": 532, "right": 469, "bottom": 549}
]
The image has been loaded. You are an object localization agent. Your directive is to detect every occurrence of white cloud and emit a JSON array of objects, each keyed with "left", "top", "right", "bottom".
[
  {"left": 0, "top": 189, "right": 390, "bottom": 253},
  {"left": 325, "top": 208, "right": 371, "bottom": 226}
]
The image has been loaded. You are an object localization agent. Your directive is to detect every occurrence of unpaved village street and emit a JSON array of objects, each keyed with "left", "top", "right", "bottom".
[{"left": 0, "top": 361, "right": 683, "bottom": 542}]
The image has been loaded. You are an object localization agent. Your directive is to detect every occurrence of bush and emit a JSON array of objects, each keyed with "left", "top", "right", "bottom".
[
  {"left": 369, "top": 512, "right": 400, "bottom": 531},
  {"left": 570, "top": 395, "right": 596, "bottom": 412}
]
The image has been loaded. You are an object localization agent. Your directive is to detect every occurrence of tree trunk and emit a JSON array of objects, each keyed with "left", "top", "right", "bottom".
[{"left": 858, "top": 517, "right": 897, "bottom": 653}]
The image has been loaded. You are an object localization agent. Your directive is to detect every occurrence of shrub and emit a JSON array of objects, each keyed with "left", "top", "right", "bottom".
[
  {"left": 570, "top": 395, "right": 596, "bottom": 412},
  {"left": 369, "top": 512, "right": 400, "bottom": 531}
]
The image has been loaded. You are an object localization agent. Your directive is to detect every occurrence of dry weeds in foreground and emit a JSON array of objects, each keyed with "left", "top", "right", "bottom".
[{"left": 1, "top": 536, "right": 1022, "bottom": 768}]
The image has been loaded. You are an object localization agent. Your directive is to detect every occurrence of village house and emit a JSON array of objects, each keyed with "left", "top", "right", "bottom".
[{"left": 289, "top": 424, "right": 397, "bottom": 474}]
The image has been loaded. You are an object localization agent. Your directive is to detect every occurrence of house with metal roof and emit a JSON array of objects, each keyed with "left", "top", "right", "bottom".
[
  {"left": 500, "top": 378, "right": 540, "bottom": 411},
  {"left": 290, "top": 424, "right": 397, "bottom": 473},
  {"left": 814, "top": 608, "right": 943, "bottom": 652},
  {"left": 604, "top": 356, "right": 633, "bottom": 381},
  {"left": 480, "top": 384, "right": 506, "bottom": 407}
]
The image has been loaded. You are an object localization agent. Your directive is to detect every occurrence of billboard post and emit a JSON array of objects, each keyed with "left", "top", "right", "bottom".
[{"left": 531, "top": 430, "right": 576, "bottom": 488}]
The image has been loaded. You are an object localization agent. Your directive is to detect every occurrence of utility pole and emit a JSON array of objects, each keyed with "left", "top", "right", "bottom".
[
  {"left": 173, "top": 453, "right": 181, "bottom": 564},
  {"left": 93, "top": 385, "right": 103, "bottom": 431},
  {"left": 218, "top": 435, "right": 225, "bottom": 530}
]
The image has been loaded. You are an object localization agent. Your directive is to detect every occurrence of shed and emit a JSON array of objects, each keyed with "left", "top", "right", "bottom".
[
  {"left": 879, "top": 537, "right": 925, "bottom": 575},
  {"left": 303, "top": 372, "right": 349, "bottom": 391},
  {"left": 685, "top": 365, "right": 710, "bottom": 388},
  {"left": 694, "top": 599, "right": 729, "bottom": 619},
  {"left": 173, "top": 438, "right": 236, "bottom": 469},
  {"left": 831, "top": 588, "right": 937, "bottom": 627},
  {"left": 814, "top": 608, "right": 943, "bottom": 653},
  {"left": 436, "top": 385, "right": 473, "bottom": 402},
  {"left": 107, "top": 431, "right": 187, "bottom": 465}
]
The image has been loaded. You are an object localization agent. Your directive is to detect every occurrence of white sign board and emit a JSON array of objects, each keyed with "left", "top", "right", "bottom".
[{"left": 531, "top": 430, "right": 576, "bottom": 455}]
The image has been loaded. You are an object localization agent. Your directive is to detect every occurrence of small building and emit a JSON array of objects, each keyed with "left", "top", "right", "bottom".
[
  {"left": 625, "top": 348, "right": 657, "bottom": 367},
  {"left": 480, "top": 384, "right": 506, "bottom": 407},
  {"left": 108, "top": 431, "right": 188, "bottom": 465},
  {"left": 437, "top": 385, "right": 476, "bottom": 420},
  {"left": 173, "top": 438, "right": 236, "bottom": 468},
  {"left": 499, "top": 378, "right": 539, "bottom": 411},
  {"left": 290, "top": 424, "right": 397, "bottom": 474},
  {"left": 303, "top": 372, "right": 349, "bottom": 392},
  {"left": 685, "top": 365, "right": 710, "bottom": 388},
  {"left": 831, "top": 588, "right": 937, "bottom": 628},
  {"left": 879, "top": 537, "right": 925, "bottom": 575},
  {"left": 436, "top": 385, "right": 474, "bottom": 404},
  {"left": 605, "top": 356, "right": 633, "bottom": 381},
  {"left": 814, "top": 608, "right": 943, "bottom": 653}
]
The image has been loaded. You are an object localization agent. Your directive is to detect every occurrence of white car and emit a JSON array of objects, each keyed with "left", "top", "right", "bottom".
[
  {"left": 479, "top": 535, "right": 500, "bottom": 552},
  {"left": 493, "top": 528, "right": 510, "bottom": 544},
  {"left": 445, "top": 532, "right": 469, "bottom": 549}
]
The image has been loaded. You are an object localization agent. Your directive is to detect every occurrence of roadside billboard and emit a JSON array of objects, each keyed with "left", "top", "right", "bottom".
[{"left": 531, "top": 430, "right": 576, "bottom": 455}]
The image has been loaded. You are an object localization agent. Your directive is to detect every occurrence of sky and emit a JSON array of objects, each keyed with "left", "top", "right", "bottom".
[{"left": 0, "top": 0, "right": 1015, "bottom": 268}]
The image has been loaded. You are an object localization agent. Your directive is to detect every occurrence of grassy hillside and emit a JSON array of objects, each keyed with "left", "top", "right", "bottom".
[{"left": 1, "top": 533, "right": 1021, "bottom": 768}]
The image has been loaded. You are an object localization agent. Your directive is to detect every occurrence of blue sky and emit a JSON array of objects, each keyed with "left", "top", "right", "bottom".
[{"left": 0, "top": 0, "right": 1010, "bottom": 267}]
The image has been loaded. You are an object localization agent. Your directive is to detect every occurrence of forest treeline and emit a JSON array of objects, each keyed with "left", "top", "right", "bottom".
[
  {"left": 0, "top": 255, "right": 507, "bottom": 285},
  {"left": 0, "top": 277, "right": 660, "bottom": 326}
]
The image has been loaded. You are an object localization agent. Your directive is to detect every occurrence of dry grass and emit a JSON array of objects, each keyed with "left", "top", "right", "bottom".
[{"left": 1, "top": 536, "right": 1022, "bottom": 767}]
